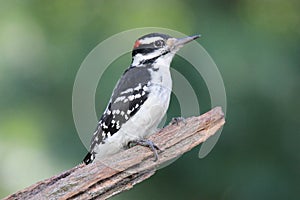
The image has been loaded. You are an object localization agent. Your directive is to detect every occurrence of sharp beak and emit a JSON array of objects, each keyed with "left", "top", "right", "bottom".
[{"left": 173, "top": 34, "right": 201, "bottom": 48}]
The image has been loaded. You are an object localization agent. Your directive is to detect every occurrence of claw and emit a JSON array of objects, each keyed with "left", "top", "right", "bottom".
[
  {"left": 128, "top": 139, "right": 160, "bottom": 161},
  {"left": 170, "top": 117, "right": 186, "bottom": 125}
]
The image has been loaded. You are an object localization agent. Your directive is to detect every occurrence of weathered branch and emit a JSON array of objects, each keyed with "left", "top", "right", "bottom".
[{"left": 4, "top": 107, "right": 225, "bottom": 200}]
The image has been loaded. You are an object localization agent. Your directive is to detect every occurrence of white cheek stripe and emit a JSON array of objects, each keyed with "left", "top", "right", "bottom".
[{"left": 131, "top": 50, "right": 162, "bottom": 66}]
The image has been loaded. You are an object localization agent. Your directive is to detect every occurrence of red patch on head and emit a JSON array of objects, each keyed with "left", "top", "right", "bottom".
[{"left": 133, "top": 40, "right": 141, "bottom": 48}]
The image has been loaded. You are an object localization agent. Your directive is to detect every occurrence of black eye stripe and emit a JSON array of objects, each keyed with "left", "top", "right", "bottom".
[
  {"left": 132, "top": 43, "right": 156, "bottom": 56},
  {"left": 132, "top": 47, "right": 155, "bottom": 56},
  {"left": 138, "top": 50, "right": 170, "bottom": 65},
  {"left": 132, "top": 40, "right": 165, "bottom": 57}
]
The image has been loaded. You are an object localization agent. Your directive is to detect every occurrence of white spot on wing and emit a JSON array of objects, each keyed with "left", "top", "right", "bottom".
[
  {"left": 116, "top": 121, "right": 120, "bottom": 129},
  {"left": 135, "top": 93, "right": 141, "bottom": 99},
  {"left": 114, "top": 96, "right": 126, "bottom": 103},
  {"left": 128, "top": 95, "right": 134, "bottom": 101},
  {"left": 121, "top": 88, "right": 133, "bottom": 95},
  {"left": 143, "top": 85, "right": 149, "bottom": 91},
  {"left": 134, "top": 83, "right": 142, "bottom": 91},
  {"left": 102, "top": 123, "right": 108, "bottom": 129}
]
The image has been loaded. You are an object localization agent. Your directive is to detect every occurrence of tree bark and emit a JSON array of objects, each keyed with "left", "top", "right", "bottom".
[{"left": 4, "top": 107, "right": 225, "bottom": 200}]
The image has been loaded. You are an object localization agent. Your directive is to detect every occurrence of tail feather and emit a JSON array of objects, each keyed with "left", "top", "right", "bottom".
[{"left": 83, "top": 152, "right": 95, "bottom": 165}]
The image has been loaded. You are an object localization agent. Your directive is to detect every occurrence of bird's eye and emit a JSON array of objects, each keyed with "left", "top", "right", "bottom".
[{"left": 154, "top": 40, "right": 165, "bottom": 48}]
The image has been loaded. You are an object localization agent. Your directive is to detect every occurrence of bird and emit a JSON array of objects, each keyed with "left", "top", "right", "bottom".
[{"left": 83, "top": 33, "right": 200, "bottom": 164}]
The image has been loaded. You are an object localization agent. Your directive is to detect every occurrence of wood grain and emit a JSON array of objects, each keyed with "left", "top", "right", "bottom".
[{"left": 4, "top": 107, "right": 225, "bottom": 200}]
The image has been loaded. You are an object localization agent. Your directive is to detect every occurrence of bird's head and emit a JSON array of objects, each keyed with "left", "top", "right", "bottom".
[{"left": 131, "top": 33, "right": 200, "bottom": 66}]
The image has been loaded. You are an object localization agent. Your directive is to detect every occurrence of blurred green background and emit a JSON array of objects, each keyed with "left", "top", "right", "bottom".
[{"left": 0, "top": 0, "right": 299, "bottom": 199}]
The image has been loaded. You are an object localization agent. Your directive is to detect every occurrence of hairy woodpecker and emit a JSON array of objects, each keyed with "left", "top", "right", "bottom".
[{"left": 83, "top": 33, "right": 200, "bottom": 164}]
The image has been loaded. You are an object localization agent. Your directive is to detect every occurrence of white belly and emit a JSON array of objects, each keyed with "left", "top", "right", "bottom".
[{"left": 94, "top": 63, "right": 172, "bottom": 159}]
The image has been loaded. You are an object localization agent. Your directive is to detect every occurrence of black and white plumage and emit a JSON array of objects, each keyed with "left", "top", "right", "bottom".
[{"left": 83, "top": 33, "right": 200, "bottom": 164}]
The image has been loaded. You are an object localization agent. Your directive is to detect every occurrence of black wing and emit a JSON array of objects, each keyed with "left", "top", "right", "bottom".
[{"left": 83, "top": 66, "right": 151, "bottom": 164}]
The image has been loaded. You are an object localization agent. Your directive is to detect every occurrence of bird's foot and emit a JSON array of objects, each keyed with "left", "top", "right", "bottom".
[
  {"left": 128, "top": 139, "right": 160, "bottom": 161},
  {"left": 170, "top": 117, "right": 186, "bottom": 125}
]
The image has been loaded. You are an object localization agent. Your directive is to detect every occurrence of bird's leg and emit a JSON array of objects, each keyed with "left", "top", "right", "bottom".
[
  {"left": 170, "top": 117, "right": 187, "bottom": 125},
  {"left": 128, "top": 139, "right": 160, "bottom": 161}
]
